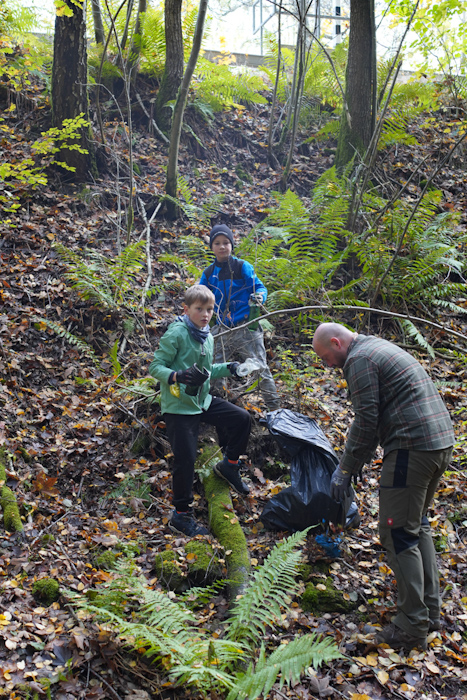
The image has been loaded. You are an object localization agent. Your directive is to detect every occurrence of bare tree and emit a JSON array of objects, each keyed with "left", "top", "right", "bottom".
[
  {"left": 165, "top": 0, "right": 209, "bottom": 218},
  {"left": 335, "top": 0, "right": 376, "bottom": 170},
  {"left": 90, "top": 0, "right": 106, "bottom": 45}
]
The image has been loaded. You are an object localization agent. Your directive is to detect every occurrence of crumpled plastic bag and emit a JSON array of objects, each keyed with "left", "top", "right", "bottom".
[{"left": 260, "top": 409, "right": 357, "bottom": 532}]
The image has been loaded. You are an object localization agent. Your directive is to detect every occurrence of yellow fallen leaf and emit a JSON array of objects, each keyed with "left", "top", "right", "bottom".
[
  {"left": 366, "top": 654, "right": 378, "bottom": 666},
  {"left": 186, "top": 553, "right": 196, "bottom": 562},
  {"left": 350, "top": 694, "right": 371, "bottom": 700},
  {"left": 377, "top": 669, "right": 389, "bottom": 684},
  {"left": 316, "top": 583, "right": 327, "bottom": 591}
]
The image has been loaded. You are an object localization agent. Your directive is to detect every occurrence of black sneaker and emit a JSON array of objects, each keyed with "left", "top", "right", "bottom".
[
  {"left": 213, "top": 459, "right": 250, "bottom": 495},
  {"left": 374, "top": 623, "right": 427, "bottom": 651},
  {"left": 169, "top": 510, "right": 208, "bottom": 537}
]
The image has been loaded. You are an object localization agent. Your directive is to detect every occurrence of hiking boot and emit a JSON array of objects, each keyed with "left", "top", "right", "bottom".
[
  {"left": 213, "top": 458, "right": 250, "bottom": 495},
  {"left": 429, "top": 619, "right": 441, "bottom": 632},
  {"left": 374, "top": 623, "right": 427, "bottom": 651},
  {"left": 169, "top": 510, "right": 208, "bottom": 537}
]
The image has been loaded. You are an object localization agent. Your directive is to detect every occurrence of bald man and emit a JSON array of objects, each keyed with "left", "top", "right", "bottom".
[{"left": 312, "top": 323, "right": 454, "bottom": 652}]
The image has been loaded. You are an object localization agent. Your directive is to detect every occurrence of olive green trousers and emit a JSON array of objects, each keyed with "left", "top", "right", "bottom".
[{"left": 378, "top": 447, "right": 452, "bottom": 637}]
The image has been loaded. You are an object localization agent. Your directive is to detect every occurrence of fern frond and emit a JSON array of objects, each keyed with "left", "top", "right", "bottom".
[
  {"left": 228, "top": 635, "right": 341, "bottom": 700},
  {"left": 193, "top": 57, "right": 267, "bottom": 112},
  {"left": 53, "top": 241, "right": 145, "bottom": 310},
  {"left": 399, "top": 319, "right": 435, "bottom": 358},
  {"left": 380, "top": 112, "right": 419, "bottom": 148},
  {"left": 178, "top": 236, "right": 215, "bottom": 268},
  {"left": 32, "top": 316, "right": 99, "bottom": 365},
  {"left": 226, "top": 529, "right": 309, "bottom": 646},
  {"left": 116, "top": 377, "right": 160, "bottom": 404}
]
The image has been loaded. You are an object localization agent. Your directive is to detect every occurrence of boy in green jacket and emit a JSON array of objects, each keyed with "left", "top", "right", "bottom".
[{"left": 149, "top": 284, "right": 252, "bottom": 537}]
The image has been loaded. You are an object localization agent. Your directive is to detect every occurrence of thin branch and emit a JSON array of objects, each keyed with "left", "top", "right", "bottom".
[
  {"left": 216, "top": 304, "right": 467, "bottom": 344},
  {"left": 138, "top": 198, "right": 162, "bottom": 308},
  {"left": 369, "top": 127, "right": 467, "bottom": 306},
  {"left": 135, "top": 93, "right": 170, "bottom": 144}
]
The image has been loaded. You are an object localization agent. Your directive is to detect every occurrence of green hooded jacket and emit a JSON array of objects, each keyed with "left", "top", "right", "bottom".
[{"left": 149, "top": 320, "right": 231, "bottom": 415}]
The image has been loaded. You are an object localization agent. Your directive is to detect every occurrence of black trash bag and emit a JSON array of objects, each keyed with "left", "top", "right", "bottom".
[{"left": 260, "top": 409, "right": 356, "bottom": 532}]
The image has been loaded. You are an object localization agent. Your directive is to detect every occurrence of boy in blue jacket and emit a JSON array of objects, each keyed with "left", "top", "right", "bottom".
[
  {"left": 149, "top": 284, "right": 252, "bottom": 537},
  {"left": 199, "top": 223, "right": 280, "bottom": 410}
]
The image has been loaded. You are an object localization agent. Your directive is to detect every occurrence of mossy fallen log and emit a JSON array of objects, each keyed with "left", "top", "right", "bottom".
[
  {"left": 199, "top": 445, "right": 250, "bottom": 599},
  {"left": 0, "top": 448, "right": 23, "bottom": 534}
]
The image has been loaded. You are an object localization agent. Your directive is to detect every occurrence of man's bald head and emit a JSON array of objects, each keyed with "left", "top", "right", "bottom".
[{"left": 312, "top": 322, "right": 357, "bottom": 369}]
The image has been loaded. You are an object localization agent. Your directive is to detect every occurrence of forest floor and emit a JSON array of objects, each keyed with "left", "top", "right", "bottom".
[{"left": 0, "top": 79, "right": 467, "bottom": 700}]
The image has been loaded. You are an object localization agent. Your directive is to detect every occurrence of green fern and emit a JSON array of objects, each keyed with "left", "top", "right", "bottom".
[
  {"left": 193, "top": 57, "right": 267, "bottom": 112},
  {"left": 115, "top": 377, "right": 160, "bottom": 404},
  {"left": 227, "top": 635, "right": 340, "bottom": 700},
  {"left": 163, "top": 175, "right": 225, "bottom": 233},
  {"left": 380, "top": 112, "right": 419, "bottom": 148},
  {"left": 53, "top": 241, "right": 145, "bottom": 310},
  {"left": 71, "top": 530, "right": 341, "bottom": 697},
  {"left": 32, "top": 316, "right": 99, "bottom": 365},
  {"left": 399, "top": 319, "right": 435, "bottom": 358},
  {"left": 226, "top": 529, "right": 311, "bottom": 647}
]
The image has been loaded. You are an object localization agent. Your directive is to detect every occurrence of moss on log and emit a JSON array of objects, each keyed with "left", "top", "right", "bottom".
[
  {"left": 0, "top": 448, "right": 23, "bottom": 534},
  {"left": 202, "top": 462, "right": 250, "bottom": 599}
]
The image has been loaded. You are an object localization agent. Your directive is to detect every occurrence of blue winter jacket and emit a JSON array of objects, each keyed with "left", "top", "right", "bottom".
[{"left": 199, "top": 256, "right": 267, "bottom": 327}]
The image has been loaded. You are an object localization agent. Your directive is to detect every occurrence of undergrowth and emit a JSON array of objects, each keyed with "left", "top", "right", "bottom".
[{"left": 70, "top": 529, "right": 341, "bottom": 699}]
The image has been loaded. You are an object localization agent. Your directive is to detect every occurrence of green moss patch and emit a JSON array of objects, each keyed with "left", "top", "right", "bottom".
[
  {"left": 154, "top": 541, "right": 224, "bottom": 592},
  {"left": 154, "top": 549, "right": 187, "bottom": 592},
  {"left": 300, "top": 576, "right": 355, "bottom": 614},
  {"left": 95, "top": 550, "right": 119, "bottom": 570},
  {"left": 0, "top": 447, "right": 23, "bottom": 534},
  {"left": 32, "top": 578, "right": 60, "bottom": 606},
  {"left": 185, "top": 540, "right": 223, "bottom": 585}
]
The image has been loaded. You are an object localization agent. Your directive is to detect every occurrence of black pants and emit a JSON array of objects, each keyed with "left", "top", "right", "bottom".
[{"left": 164, "top": 397, "right": 251, "bottom": 511}]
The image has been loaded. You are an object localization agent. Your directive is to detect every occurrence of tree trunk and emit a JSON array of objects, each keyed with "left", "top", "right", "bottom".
[
  {"left": 155, "top": 0, "right": 184, "bottom": 132},
  {"left": 165, "top": 0, "right": 208, "bottom": 218},
  {"left": 90, "top": 0, "right": 106, "bottom": 45},
  {"left": 335, "top": 0, "right": 375, "bottom": 171},
  {"left": 52, "top": 0, "right": 97, "bottom": 180},
  {"left": 128, "top": 0, "right": 147, "bottom": 73}
]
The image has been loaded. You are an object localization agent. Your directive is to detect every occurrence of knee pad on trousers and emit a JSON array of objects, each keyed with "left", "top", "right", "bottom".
[{"left": 391, "top": 526, "right": 419, "bottom": 555}]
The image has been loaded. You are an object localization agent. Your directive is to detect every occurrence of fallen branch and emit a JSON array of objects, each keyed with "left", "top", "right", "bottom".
[
  {"left": 215, "top": 304, "right": 467, "bottom": 345},
  {"left": 197, "top": 445, "right": 250, "bottom": 599}
]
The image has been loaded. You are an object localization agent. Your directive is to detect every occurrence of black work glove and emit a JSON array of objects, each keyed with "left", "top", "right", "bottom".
[
  {"left": 228, "top": 362, "right": 240, "bottom": 377},
  {"left": 177, "top": 364, "right": 209, "bottom": 387},
  {"left": 330, "top": 465, "right": 352, "bottom": 501}
]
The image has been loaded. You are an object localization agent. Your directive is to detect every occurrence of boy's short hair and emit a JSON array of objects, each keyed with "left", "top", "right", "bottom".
[{"left": 184, "top": 284, "right": 215, "bottom": 306}]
